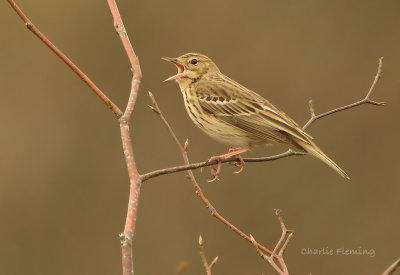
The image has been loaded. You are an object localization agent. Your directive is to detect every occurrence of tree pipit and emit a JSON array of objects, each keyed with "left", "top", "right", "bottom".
[{"left": 163, "top": 53, "right": 349, "bottom": 182}]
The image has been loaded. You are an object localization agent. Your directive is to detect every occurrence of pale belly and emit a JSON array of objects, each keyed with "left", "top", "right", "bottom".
[{"left": 183, "top": 99, "right": 263, "bottom": 148}]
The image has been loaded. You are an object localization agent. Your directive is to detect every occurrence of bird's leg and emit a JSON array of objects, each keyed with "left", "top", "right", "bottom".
[{"left": 207, "top": 147, "right": 249, "bottom": 182}]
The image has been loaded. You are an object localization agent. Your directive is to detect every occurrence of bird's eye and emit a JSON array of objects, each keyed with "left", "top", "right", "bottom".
[{"left": 190, "top": 58, "right": 198, "bottom": 65}]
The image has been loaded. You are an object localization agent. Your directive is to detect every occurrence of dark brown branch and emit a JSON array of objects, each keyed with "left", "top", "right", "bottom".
[
  {"left": 7, "top": 0, "right": 123, "bottom": 118},
  {"left": 382, "top": 258, "right": 400, "bottom": 275},
  {"left": 140, "top": 150, "right": 301, "bottom": 182},
  {"left": 141, "top": 57, "right": 384, "bottom": 182}
]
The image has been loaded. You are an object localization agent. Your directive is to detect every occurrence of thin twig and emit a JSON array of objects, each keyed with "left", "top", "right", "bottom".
[
  {"left": 7, "top": 0, "right": 123, "bottom": 118},
  {"left": 148, "top": 92, "right": 275, "bottom": 258},
  {"left": 8, "top": 1, "right": 143, "bottom": 274},
  {"left": 382, "top": 258, "right": 400, "bottom": 275},
  {"left": 140, "top": 150, "right": 300, "bottom": 182},
  {"left": 106, "top": 1, "right": 142, "bottom": 275},
  {"left": 199, "top": 235, "right": 218, "bottom": 275},
  {"left": 142, "top": 57, "right": 384, "bottom": 182},
  {"left": 250, "top": 211, "right": 293, "bottom": 275},
  {"left": 303, "top": 57, "right": 384, "bottom": 129},
  {"left": 107, "top": 0, "right": 142, "bottom": 123},
  {"left": 273, "top": 210, "right": 293, "bottom": 275},
  {"left": 250, "top": 235, "right": 284, "bottom": 275}
]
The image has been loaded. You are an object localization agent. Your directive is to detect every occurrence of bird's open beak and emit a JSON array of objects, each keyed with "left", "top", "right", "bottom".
[{"left": 162, "top": 57, "right": 185, "bottom": 82}]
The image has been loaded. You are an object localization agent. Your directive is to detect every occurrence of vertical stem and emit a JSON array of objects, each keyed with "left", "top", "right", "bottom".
[
  {"left": 119, "top": 122, "right": 141, "bottom": 275},
  {"left": 107, "top": 1, "right": 143, "bottom": 274}
]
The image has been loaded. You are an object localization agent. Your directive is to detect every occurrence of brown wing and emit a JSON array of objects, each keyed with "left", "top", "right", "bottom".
[{"left": 195, "top": 75, "right": 312, "bottom": 145}]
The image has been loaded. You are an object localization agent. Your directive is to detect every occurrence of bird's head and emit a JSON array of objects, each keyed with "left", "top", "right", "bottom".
[{"left": 162, "top": 53, "right": 220, "bottom": 85}]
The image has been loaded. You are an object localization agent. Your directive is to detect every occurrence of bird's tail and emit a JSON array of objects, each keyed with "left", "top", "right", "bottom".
[{"left": 298, "top": 140, "right": 350, "bottom": 179}]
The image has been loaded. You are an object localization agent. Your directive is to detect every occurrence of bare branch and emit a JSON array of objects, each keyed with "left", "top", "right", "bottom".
[
  {"left": 8, "top": 1, "right": 144, "bottom": 274},
  {"left": 7, "top": 0, "right": 123, "bottom": 118},
  {"left": 209, "top": 256, "right": 219, "bottom": 270},
  {"left": 140, "top": 150, "right": 301, "bottom": 182},
  {"left": 148, "top": 92, "right": 276, "bottom": 258},
  {"left": 106, "top": 1, "right": 142, "bottom": 275},
  {"left": 250, "top": 210, "right": 293, "bottom": 275},
  {"left": 303, "top": 57, "right": 384, "bottom": 129},
  {"left": 199, "top": 235, "right": 218, "bottom": 275},
  {"left": 107, "top": 0, "right": 142, "bottom": 122},
  {"left": 382, "top": 258, "right": 400, "bottom": 275},
  {"left": 250, "top": 235, "right": 284, "bottom": 275}
]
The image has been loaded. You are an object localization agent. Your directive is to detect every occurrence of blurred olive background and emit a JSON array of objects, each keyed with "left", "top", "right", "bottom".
[{"left": 1, "top": 0, "right": 399, "bottom": 274}]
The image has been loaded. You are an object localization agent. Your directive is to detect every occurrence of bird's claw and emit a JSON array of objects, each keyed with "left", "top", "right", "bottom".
[
  {"left": 207, "top": 150, "right": 246, "bottom": 181},
  {"left": 229, "top": 154, "right": 245, "bottom": 174},
  {"left": 208, "top": 159, "right": 221, "bottom": 182},
  {"left": 233, "top": 163, "right": 245, "bottom": 174}
]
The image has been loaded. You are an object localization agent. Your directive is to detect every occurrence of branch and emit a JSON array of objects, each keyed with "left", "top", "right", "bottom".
[
  {"left": 107, "top": 0, "right": 142, "bottom": 123},
  {"left": 141, "top": 57, "right": 384, "bottom": 182},
  {"left": 8, "top": 1, "right": 143, "bottom": 275},
  {"left": 250, "top": 210, "right": 293, "bottom": 275},
  {"left": 382, "top": 258, "right": 400, "bottom": 275},
  {"left": 140, "top": 150, "right": 301, "bottom": 182},
  {"left": 7, "top": 0, "right": 122, "bottom": 118},
  {"left": 303, "top": 57, "right": 384, "bottom": 129},
  {"left": 199, "top": 235, "right": 219, "bottom": 275},
  {"left": 106, "top": 1, "right": 142, "bottom": 275},
  {"left": 148, "top": 91, "right": 276, "bottom": 259}
]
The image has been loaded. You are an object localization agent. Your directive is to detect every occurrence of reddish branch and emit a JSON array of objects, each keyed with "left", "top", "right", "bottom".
[
  {"left": 250, "top": 210, "right": 293, "bottom": 275},
  {"left": 6, "top": 0, "right": 122, "bottom": 118},
  {"left": 199, "top": 235, "right": 219, "bottom": 275},
  {"left": 142, "top": 57, "right": 384, "bottom": 182},
  {"left": 149, "top": 91, "right": 297, "bottom": 273},
  {"left": 8, "top": 1, "right": 142, "bottom": 275},
  {"left": 148, "top": 92, "right": 280, "bottom": 264},
  {"left": 107, "top": 1, "right": 142, "bottom": 275}
]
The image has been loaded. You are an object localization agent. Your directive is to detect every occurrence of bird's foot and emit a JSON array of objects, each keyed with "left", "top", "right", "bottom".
[
  {"left": 207, "top": 147, "right": 249, "bottom": 182},
  {"left": 228, "top": 153, "right": 245, "bottom": 174}
]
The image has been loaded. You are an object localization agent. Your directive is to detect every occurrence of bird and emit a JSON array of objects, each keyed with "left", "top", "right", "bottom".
[{"left": 162, "top": 53, "right": 349, "bottom": 181}]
